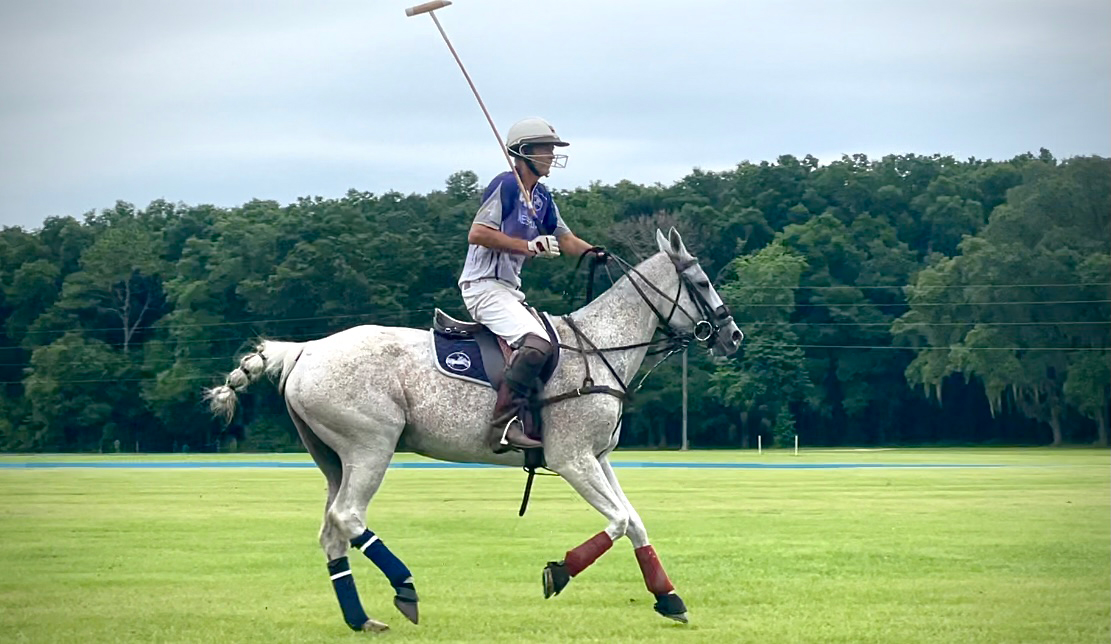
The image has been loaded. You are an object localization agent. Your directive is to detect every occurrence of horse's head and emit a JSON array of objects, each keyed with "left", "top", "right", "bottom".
[{"left": 654, "top": 227, "right": 743, "bottom": 358}]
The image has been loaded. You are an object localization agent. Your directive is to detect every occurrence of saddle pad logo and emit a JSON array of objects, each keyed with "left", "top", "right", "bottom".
[
  {"left": 445, "top": 351, "right": 472, "bottom": 371},
  {"left": 432, "top": 332, "right": 492, "bottom": 387}
]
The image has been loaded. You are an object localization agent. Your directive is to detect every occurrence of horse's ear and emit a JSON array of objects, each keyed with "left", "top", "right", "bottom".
[
  {"left": 655, "top": 229, "right": 671, "bottom": 255},
  {"left": 668, "top": 227, "right": 691, "bottom": 258}
]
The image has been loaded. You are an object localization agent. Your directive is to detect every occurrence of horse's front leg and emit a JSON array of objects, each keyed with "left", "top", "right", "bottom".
[
  {"left": 543, "top": 455, "right": 630, "bottom": 599},
  {"left": 598, "top": 456, "right": 688, "bottom": 623}
]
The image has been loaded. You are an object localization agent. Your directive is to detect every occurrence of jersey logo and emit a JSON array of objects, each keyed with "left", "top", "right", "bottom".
[{"left": 516, "top": 192, "right": 544, "bottom": 228}]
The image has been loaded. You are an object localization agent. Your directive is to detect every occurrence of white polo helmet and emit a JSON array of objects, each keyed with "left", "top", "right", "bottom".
[
  {"left": 506, "top": 117, "right": 569, "bottom": 150},
  {"left": 505, "top": 117, "right": 569, "bottom": 170}
]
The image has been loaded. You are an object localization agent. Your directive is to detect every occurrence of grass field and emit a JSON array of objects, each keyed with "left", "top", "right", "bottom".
[{"left": 0, "top": 449, "right": 1107, "bottom": 643}]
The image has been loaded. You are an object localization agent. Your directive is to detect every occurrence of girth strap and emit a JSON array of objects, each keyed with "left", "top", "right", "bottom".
[{"left": 540, "top": 384, "right": 625, "bottom": 406}]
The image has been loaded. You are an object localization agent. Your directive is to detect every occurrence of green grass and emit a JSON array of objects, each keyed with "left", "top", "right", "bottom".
[{"left": 0, "top": 449, "right": 1107, "bottom": 643}]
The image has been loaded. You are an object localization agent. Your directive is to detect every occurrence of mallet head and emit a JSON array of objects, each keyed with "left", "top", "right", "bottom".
[{"left": 405, "top": 0, "right": 452, "bottom": 17}]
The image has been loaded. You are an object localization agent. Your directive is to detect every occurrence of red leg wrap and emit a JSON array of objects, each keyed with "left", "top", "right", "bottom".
[
  {"left": 565, "top": 531, "right": 613, "bottom": 577},
  {"left": 635, "top": 545, "right": 675, "bottom": 594}
]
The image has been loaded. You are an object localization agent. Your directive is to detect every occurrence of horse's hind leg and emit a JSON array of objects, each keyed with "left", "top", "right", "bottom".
[
  {"left": 289, "top": 407, "right": 391, "bottom": 632},
  {"left": 542, "top": 456, "right": 630, "bottom": 599},
  {"left": 309, "top": 396, "right": 420, "bottom": 627},
  {"left": 287, "top": 403, "right": 345, "bottom": 562},
  {"left": 326, "top": 445, "right": 419, "bottom": 626},
  {"left": 598, "top": 456, "right": 687, "bottom": 623}
]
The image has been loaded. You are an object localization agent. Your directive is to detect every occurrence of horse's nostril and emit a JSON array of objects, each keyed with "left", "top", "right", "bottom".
[{"left": 732, "top": 330, "right": 742, "bottom": 343}]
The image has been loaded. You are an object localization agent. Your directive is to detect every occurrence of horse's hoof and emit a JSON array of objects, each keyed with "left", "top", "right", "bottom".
[
  {"left": 393, "top": 597, "right": 419, "bottom": 624},
  {"left": 542, "top": 560, "right": 570, "bottom": 598},
  {"left": 392, "top": 585, "right": 419, "bottom": 624},
  {"left": 360, "top": 618, "right": 390, "bottom": 632},
  {"left": 653, "top": 592, "right": 688, "bottom": 623}
]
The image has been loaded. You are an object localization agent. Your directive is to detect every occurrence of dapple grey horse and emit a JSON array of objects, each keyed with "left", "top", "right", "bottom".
[{"left": 206, "top": 228, "right": 742, "bottom": 632}]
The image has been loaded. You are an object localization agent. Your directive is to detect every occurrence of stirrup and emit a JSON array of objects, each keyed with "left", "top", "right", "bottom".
[{"left": 498, "top": 416, "right": 522, "bottom": 446}]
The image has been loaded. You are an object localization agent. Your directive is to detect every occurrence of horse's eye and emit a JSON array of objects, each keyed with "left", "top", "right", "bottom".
[{"left": 696, "top": 281, "right": 710, "bottom": 289}]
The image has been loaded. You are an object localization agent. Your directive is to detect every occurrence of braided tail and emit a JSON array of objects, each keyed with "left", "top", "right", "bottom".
[{"left": 203, "top": 340, "right": 304, "bottom": 423}]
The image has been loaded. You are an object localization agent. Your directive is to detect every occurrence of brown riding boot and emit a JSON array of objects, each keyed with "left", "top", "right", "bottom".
[
  {"left": 487, "top": 334, "right": 552, "bottom": 454},
  {"left": 488, "top": 380, "right": 542, "bottom": 453}
]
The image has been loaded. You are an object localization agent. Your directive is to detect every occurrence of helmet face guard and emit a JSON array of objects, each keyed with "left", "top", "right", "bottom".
[{"left": 510, "top": 144, "right": 568, "bottom": 169}]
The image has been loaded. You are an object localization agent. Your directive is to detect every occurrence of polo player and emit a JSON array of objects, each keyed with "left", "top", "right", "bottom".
[{"left": 457, "top": 117, "right": 599, "bottom": 452}]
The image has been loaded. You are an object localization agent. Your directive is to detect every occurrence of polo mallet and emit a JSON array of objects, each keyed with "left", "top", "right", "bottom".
[{"left": 404, "top": 1, "right": 538, "bottom": 217}]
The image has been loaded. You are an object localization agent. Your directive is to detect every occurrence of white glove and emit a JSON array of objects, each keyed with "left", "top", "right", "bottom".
[{"left": 527, "top": 235, "right": 560, "bottom": 258}]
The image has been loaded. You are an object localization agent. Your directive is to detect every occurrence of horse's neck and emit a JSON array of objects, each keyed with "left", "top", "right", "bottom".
[{"left": 566, "top": 254, "right": 675, "bottom": 385}]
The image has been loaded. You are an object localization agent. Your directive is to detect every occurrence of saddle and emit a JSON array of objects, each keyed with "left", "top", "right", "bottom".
[{"left": 430, "top": 308, "right": 560, "bottom": 444}]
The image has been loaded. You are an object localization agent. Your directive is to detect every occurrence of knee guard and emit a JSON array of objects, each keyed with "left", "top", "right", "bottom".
[{"left": 505, "top": 334, "right": 552, "bottom": 395}]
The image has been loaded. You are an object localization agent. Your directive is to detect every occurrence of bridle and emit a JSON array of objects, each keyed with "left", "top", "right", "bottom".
[
  {"left": 623, "top": 253, "right": 735, "bottom": 349},
  {"left": 540, "top": 249, "right": 735, "bottom": 408}
]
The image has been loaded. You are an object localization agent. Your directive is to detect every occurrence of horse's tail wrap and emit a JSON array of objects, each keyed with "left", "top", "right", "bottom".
[{"left": 204, "top": 340, "right": 304, "bottom": 423}]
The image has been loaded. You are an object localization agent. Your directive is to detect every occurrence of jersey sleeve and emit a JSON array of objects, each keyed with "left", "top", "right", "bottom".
[
  {"left": 471, "top": 189, "right": 502, "bottom": 229},
  {"left": 552, "top": 201, "right": 572, "bottom": 237}
]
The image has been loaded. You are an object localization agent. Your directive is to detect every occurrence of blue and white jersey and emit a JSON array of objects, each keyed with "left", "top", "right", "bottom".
[{"left": 458, "top": 172, "right": 571, "bottom": 289}]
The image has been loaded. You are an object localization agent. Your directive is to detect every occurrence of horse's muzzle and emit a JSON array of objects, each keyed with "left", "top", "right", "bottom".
[{"left": 710, "top": 320, "right": 743, "bottom": 357}]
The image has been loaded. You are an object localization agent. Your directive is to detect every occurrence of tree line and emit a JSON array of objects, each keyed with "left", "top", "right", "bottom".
[{"left": 0, "top": 149, "right": 1107, "bottom": 452}]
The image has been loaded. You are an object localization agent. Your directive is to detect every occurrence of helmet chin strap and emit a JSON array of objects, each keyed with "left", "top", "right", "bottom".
[{"left": 516, "top": 145, "right": 545, "bottom": 179}]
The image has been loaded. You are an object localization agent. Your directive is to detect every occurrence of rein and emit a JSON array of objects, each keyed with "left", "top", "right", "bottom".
[{"left": 539, "top": 248, "right": 722, "bottom": 409}]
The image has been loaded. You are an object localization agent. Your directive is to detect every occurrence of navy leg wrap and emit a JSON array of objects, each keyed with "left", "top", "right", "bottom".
[
  {"left": 351, "top": 529, "right": 413, "bottom": 588},
  {"left": 327, "top": 557, "right": 369, "bottom": 631}
]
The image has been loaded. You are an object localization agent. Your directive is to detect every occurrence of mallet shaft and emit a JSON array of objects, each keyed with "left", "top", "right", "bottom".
[
  {"left": 406, "top": 0, "right": 538, "bottom": 215},
  {"left": 425, "top": 10, "right": 536, "bottom": 215}
]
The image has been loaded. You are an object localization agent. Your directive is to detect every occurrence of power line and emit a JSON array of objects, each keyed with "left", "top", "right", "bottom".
[
  {"left": 0, "top": 330, "right": 326, "bottom": 355},
  {"left": 4, "top": 296, "right": 1106, "bottom": 345},
  {"left": 1, "top": 320, "right": 1107, "bottom": 367},
  {"left": 0, "top": 304, "right": 462, "bottom": 363},
  {"left": 790, "top": 345, "right": 1107, "bottom": 351},
  {"left": 0, "top": 355, "right": 234, "bottom": 368},
  {"left": 4, "top": 374, "right": 220, "bottom": 386},
  {"left": 2, "top": 320, "right": 1108, "bottom": 368},
  {"left": 1, "top": 308, "right": 1107, "bottom": 360},
  {"left": 3, "top": 345, "right": 1104, "bottom": 385},
  {"left": 6, "top": 282, "right": 1109, "bottom": 340},
  {"left": 2, "top": 315, "right": 1102, "bottom": 359},
  {"left": 768, "top": 281, "right": 1111, "bottom": 291},
  {"left": 753, "top": 299, "right": 1110, "bottom": 308},
  {"left": 766, "top": 320, "right": 1111, "bottom": 327},
  {"left": 11, "top": 307, "right": 443, "bottom": 338}
]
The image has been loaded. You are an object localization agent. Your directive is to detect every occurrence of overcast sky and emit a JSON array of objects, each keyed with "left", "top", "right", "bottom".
[{"left": 1, "top": 0, "right": 1108, "bottom": 230}]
